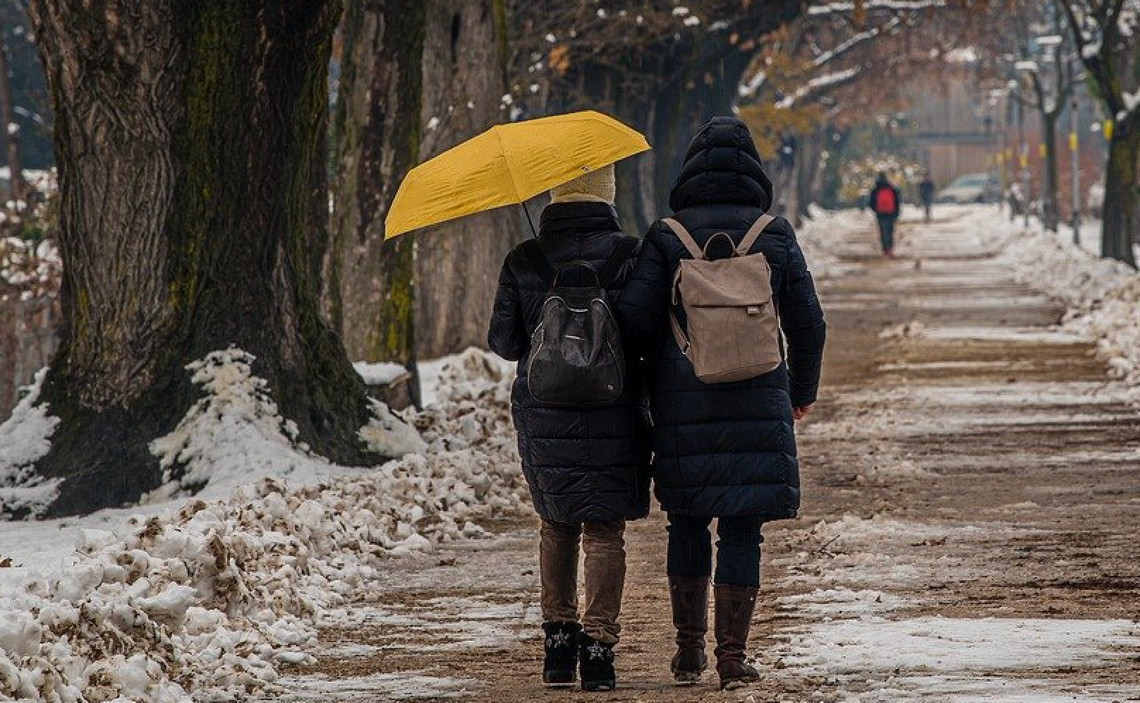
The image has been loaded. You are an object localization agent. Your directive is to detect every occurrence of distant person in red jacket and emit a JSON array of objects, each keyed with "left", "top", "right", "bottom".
[{"left": 868, "top": 172, "right": 901, "bottom": 258}]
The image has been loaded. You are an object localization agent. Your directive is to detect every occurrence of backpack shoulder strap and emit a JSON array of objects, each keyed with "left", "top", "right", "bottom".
[
  {"left": 519, "top": 239, "right": 556, "bottom": 287},
  {"left": 660, "top": 218, "right": 703, "bottom": 260},
  {"left": 736, "top": 213, "right": 776, "bottom": 256},
  {"left": 596, "top": 236, "right": 640, "bottom": 288}
]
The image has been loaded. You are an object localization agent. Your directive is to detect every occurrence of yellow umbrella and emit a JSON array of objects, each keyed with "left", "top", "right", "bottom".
[{"left": 384, "top": 110, "right": 651, "bottom": 239}]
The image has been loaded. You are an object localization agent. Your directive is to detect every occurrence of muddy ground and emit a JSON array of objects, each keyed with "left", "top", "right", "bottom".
[{"left": 274, "top": 210, "right": 1140, "bottom": 702}]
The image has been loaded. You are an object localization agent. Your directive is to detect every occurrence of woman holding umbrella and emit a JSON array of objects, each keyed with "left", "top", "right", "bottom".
[{"left": 386, "top": 112, "right": 653, "bottom": 692}]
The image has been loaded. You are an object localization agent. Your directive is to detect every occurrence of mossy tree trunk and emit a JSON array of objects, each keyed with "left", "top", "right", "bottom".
[
  {"left": 326, "top": 0, "right": 425, "bottom": 383},
  {"left": 1102, "top": 121, "right": 1139, "bottom": 267},
  {"left": 26, "top": 0, "right": 380, "bottom": 517},
  {"left": 414, "top": 0, "right": 518, "bottom": 359}
]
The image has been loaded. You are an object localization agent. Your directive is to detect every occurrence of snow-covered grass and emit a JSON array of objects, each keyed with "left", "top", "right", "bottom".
[{"left": 0, "top": 348, "right": 527, "bottom": 702}]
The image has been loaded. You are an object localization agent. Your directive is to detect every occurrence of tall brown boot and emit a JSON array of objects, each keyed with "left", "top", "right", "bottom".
[
  {"left": 713, "top": 583, "right": 760, "bottom": 690},
  {"left": 668, "top": 576, "right": 709, "bottom": 684}
]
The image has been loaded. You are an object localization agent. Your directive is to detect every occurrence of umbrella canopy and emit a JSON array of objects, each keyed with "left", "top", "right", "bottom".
[{"left": 383, "top": 110, "right": 650, "bottom": 239}]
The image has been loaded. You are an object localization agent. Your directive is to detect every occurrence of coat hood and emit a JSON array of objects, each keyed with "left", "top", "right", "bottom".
[{"left": 669, "top": 116, "right": 774, "bottom": 213}]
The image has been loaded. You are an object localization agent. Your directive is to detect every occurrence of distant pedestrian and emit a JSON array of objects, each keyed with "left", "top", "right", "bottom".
[
  {"left": 488, "top": 164, "right": 650, "bottom": 692},
  {"left": 919, "top": 172, "right": 935, "bottom": 223},
  {"left": 868, "top": 171, "right": 901, "bottom": 258},
  {"left": 617, "top": 117, "right": 826, "bottom": 691}
]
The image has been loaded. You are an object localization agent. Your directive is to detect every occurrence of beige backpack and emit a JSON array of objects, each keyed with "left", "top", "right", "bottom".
[{"left": 661, "top": 214, "right": 782, "bottom": 384}]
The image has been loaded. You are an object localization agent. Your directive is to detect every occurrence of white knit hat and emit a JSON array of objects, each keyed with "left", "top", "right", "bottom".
[{"left": 549, "top": 163, "right": 616, "bottom": 204}]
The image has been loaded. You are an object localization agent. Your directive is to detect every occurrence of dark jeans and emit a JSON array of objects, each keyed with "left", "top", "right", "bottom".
[
  {"left": 666, "top": 513, "right": 764, "bottom": 587},
  {"left": 876, "top": 215, "right": 896, "bottom": 252}
]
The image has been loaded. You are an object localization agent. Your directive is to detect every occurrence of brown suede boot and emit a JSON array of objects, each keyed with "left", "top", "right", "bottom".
[
  {"left": 668, "top": 576, "right": 709, "bottom": 684},
  {"left": 713, "top": 583, "right": 761, "bottom": 690}
]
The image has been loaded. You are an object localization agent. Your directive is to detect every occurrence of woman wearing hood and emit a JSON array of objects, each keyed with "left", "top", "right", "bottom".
[{"left": 617, "top": 117, "right": 826, "bottom": 690}]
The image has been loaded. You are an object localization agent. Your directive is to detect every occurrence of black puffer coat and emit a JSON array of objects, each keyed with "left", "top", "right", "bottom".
[
  {"left": 488, "top": 201, "right": 651, "bottom": 524},
  {"left": 616, "top": 117, "right": 826, "bottom": 520}
]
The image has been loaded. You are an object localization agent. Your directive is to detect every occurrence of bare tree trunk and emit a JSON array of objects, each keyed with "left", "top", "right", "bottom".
[
  {"left": 1041, "top": 113, "right": 1060, "bottom": 232},
  {"left": 795, "top": 133, "right": 823, "bottom": 226},
  {"left": 327, "top": 0, "right": 425, "bottom": 381},
  {"left": 1102, "top": 122, "right": 1139, "bottom": 268},
  {"left": 25, "top": 0, "right": 380, "bottom": 517},
  {"left": 0, "top": 32, "right": 24, "bottom": 202},
  {"left": 414, "top": 0, "right": 518, "bottom": 359}
]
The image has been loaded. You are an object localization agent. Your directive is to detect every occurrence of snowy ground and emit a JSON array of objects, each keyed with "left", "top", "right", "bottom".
[
  {"left": 1, "top": 205, "right": 1138, "bottom": 702},
  {"left": 764, "top": 205, "right": 1140, "bottom": 701},
  {"left": 0, "top": 349, "right": 527, "bottom": 701}
]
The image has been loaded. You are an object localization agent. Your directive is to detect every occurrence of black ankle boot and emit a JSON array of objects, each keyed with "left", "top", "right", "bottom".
[
  {"left": 542, "top": 621, "right": 581, "bottom": 686},
  {"left": 578, "top": 632, "right": 616, "bottom": 691}
]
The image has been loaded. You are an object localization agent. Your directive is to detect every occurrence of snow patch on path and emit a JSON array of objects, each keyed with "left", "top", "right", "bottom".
[
  {"left": 782, "top": 616, "right": 1140, "bottom": 701},
  {"left": 278, "top": 672, "right": 476, "bottom": 701}
]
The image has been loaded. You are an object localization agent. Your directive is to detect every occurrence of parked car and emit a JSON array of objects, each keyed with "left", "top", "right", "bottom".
[{"left": 936, "top": 173, "right": 998, "bottom": 204}]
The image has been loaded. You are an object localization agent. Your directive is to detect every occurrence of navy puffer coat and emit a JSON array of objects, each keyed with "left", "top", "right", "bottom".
[
  {"left": 616, "top": 117, "right": 826, "bottom": 520},
  {"left": 488, "top": 201, "right": 651, "bottom": 524}
]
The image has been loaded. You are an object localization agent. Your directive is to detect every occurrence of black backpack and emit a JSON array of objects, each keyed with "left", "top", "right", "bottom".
[{"left": 522, "top": 237, "right": 638, "bottom": 407}]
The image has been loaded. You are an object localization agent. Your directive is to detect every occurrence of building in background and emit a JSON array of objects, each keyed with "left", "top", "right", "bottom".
[{"left": 902, "top": 65, "right": 1106, "bottom": 216}]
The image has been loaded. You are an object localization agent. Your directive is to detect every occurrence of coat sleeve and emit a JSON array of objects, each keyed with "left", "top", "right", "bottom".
[
  {"left": 487, "top": 252, "right": 526, "bottom": 361},
  {"left": 778, "top": 227, "right": 827, "bottom": 408},
  {"left": 615, "top": 223, "right": 671, "bottom": 360}
]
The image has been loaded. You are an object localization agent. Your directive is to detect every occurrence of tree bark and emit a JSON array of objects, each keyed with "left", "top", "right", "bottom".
[
  {"left": 0, "top": 31, "right": 23, "bottom": 202},
  {"left": 414, "top": 0, "right": 518, "bottom": 359},
  {"left": 326, "top": 0, "right": 425, "bottom": 382},
  {"left": 795, "top": 132, "right": 823, "bottom": 226},
  {"left": 1102, "top": 121, "right": 1139, "bottom": 268},
  {"left": 25, "top": 0, "right": 381, "bottom": 517}
]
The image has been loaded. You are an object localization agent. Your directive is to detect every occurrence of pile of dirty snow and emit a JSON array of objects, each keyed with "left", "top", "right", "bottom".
[
  {"left": 0, "top": 348, "right": 527, "bottom": 702},
  {"left": 790, "top": 206, "right": 859, "bottom": 280},
  {"left": 995, "top": 224, "right": 1140, "bottom": 397}
]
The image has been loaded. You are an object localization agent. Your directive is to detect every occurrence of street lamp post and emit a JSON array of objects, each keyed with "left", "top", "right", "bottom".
[
  {"left": 988, "top": 88, "right": 1007, "bottom": 210},
  {"left": 1067, "top": 56, "right": 1080, "bottom": 243},
  {"left": 1011, "top": 70, "right": 1032, "bottom": 229}
]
